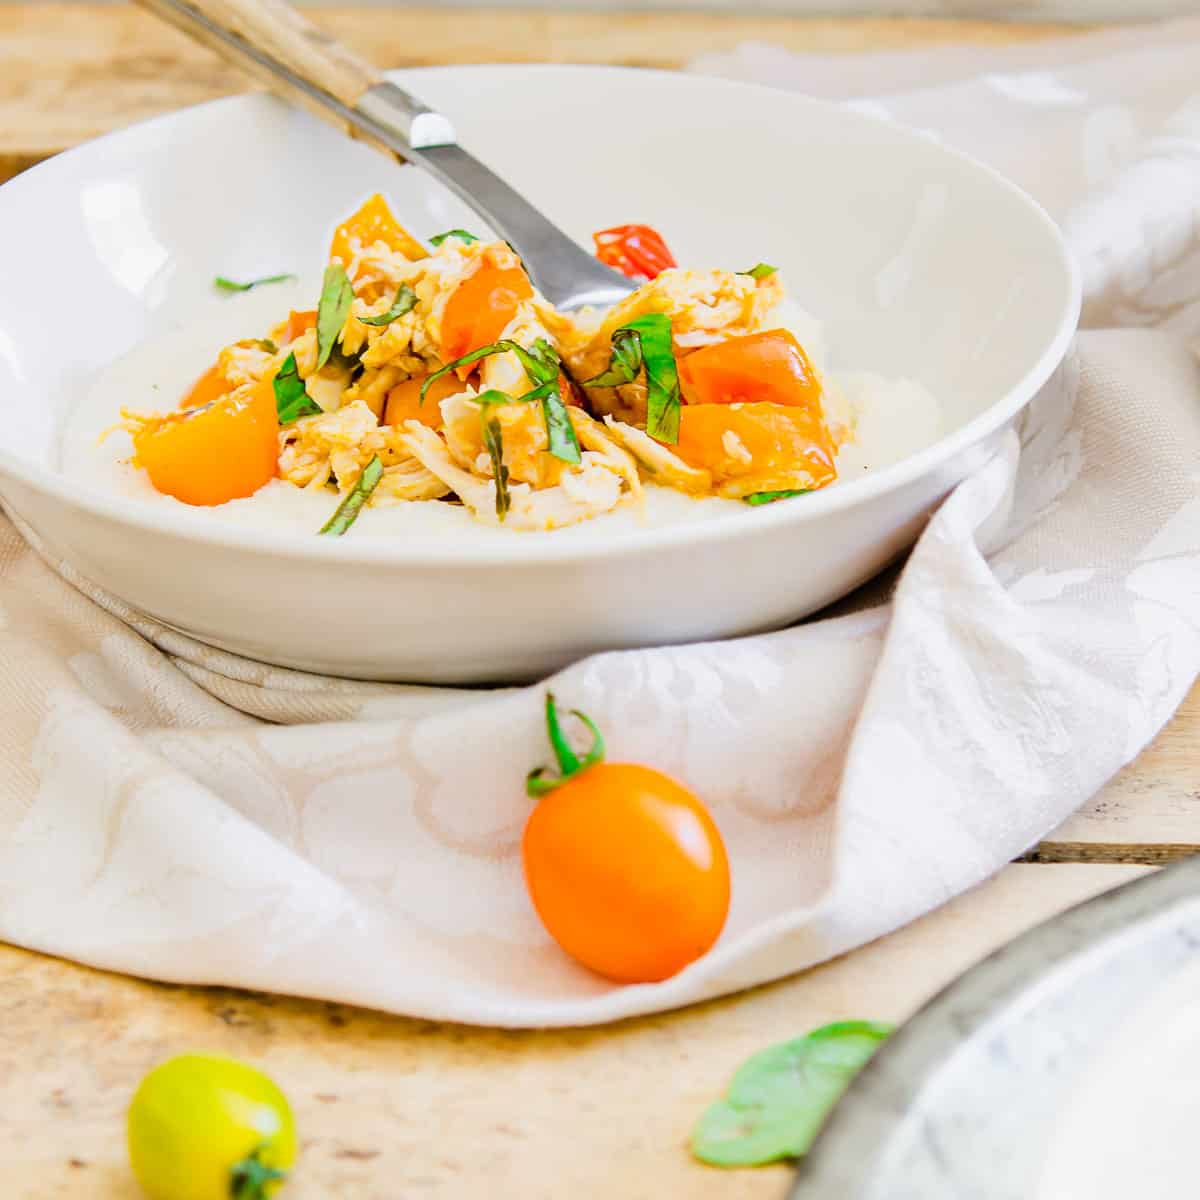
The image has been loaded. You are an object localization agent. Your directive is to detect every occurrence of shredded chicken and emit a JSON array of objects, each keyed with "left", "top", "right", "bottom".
[{"left": 602, "top": 417, "right": 712, "bottom": 494}]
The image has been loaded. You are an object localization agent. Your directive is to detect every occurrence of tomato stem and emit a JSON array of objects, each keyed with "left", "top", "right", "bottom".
[
  {"left": 526, "top": 692, "right": 606, "bottom": 798},
  {"left": 230, "top": 1151, "right": 286, "bottom": 1200}
]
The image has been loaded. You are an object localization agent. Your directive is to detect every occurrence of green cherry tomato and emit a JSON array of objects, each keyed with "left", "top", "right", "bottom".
[{"left": 127, "top": 1054, "right": 296, "bottom": 1200}]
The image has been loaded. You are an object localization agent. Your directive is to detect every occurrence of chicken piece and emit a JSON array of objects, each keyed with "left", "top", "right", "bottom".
[
  {"left": 216, "top": 340, "right": 278, "bottom": 389},
  {"left": 602, "top": 417, "right": 712, "bottom": 495},
  {"left": 569, "top": 409, "right": 643, "bottom": 502},
  {"left": 400, "top": 423, "right": 625, "bottom": 531},
  {"left": 373, "top": 458, "right": 451, "bottom": 505},
  {"left": 278, "top": 399, "right": 421, "bottom": 492}
]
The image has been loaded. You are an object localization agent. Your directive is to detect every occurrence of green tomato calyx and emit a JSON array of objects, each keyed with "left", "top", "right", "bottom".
[{"left": 525, "top": 692, "right": 606, "bottom": 798}]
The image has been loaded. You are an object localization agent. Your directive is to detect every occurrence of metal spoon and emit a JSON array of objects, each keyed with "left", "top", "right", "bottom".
[{"left": 135, "top": 0, "right": 637, "bottom": 310}]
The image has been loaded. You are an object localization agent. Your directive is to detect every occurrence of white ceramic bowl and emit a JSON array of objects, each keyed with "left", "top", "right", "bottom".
[{"left": 0, "top": 66, "right": 1078, "bottom": 683}]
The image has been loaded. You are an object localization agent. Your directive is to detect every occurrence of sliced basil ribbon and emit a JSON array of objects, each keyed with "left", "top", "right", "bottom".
[
  {"left": 583, "top": 313, "right": 680, "bottom": 444},
  {"left": 319, "top": 456, "right": 383, "bottom": 536},
  {"left": 316, "top": 263, "right": 354, "bottom": 369},
  {"left": 743, "top": 489, "right": 810, "bottom": 506},
  {"left": 429, "top": 229, "right": 480, "bottom": 247},
  {"left": 214, "top": 273, "right": 295, "bottom": 293},
  {"left": 359, "top": 283, "right": 417, "bottom": 327}
]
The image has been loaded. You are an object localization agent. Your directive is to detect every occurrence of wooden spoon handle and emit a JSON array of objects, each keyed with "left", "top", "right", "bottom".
[{"left": 135, "top": 0, "right": 414, "bottom": 152}]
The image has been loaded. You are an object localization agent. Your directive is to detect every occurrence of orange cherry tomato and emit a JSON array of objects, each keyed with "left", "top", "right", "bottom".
[
  {"left": 179, "top": 363, "right": 230, "bottom": 411},
  {"left": 673, "top": 402, "right": 838, "bottom": 495},
  {"left": 133, "top": 376, "right": 279, "bottom": 506},
  {"left": 280, "top": 309, "right": 317, "bottom": 344},
  {"left": 678, "top": 330, "right": 823, "bottom": 410},
  {"left": 329, "top": 193, "right": 426, "bottom": 267},
  {"left": 522, "top": 695, "right": 730, "bottom": 984},
  {"left": 383, "top": 372, "right": 463, "bottom": 429},
  {"left": 439, "top": 260, "right": 533, "bottom": 367},
  {"left": 593, "top": 224, "right": 677, "bottom": 281}
]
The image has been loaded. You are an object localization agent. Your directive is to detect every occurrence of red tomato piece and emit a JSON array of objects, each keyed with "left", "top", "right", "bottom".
[{"left": 593, "top": 224, "right": 678, "bottom": 281}]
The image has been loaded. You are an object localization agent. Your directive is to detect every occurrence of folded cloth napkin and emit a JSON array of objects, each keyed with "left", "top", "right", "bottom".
[{"left": 1, "top": 27, "right": 1198, "bottom": 1027}]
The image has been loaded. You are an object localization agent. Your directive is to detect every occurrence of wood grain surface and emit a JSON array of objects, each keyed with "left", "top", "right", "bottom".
[
  {"left": 0, "top": 6, "right": 1078, "bottom": 179},
  {"left": 0, "top": 864, "right": 1150, "bottom": 1199}
]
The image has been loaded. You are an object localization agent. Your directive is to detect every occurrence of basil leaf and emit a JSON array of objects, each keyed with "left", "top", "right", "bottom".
[
  {"left": 508, "top": 338, "right": 580, "bottom": 464},
  {"left": 316, "top": 263, "right": 354, "bottom": 369},
  {"left": 743, "top": 489, "right": 810, "bottom": 506},
  {"left": 359, "top": 283, "right": 418, "bottom": 328},
  {"left": 581, "top": 327, "right": 643, "bottom": 388},
  {"left": 214, "top": 273, "right": 295, "bottom": 293},
  {"left": 319, "top": 456, "right": 383, "bottom": 536},
  {"left": 691, "top": 1021, "right": 891, "bottom": 1168},
  {"left": 255, "top": 338, "right": 278, "bottom": 354},
  {"left": 273, "top": 352, "right": 321, "bottom": 424},
  {"left": 422, "top": 339, "right": 581, "bottom": 465},
  {"left": 623, "top": 313, "right": 680, "bottom": 445},
  {"left": 739, "top": 263, "right": 777, "bottom": 280},
  {"left": 429, "top": 229, "right": 480, "bottom": 247},
  {"left": 474, "top": 389, "right": 518, "bottom": 521}
]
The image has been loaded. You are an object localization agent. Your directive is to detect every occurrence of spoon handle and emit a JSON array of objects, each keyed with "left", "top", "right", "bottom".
[{"left": 134, "top": 0, "right": 456, "bottom": 155}]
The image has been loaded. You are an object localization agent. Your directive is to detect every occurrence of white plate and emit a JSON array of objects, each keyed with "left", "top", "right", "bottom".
[{"left": 0, "top": 66, "right": 1079, "bottom": 682}]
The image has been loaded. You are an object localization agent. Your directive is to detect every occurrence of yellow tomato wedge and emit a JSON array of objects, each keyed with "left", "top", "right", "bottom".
[
  {"left": 678, "top": 329, "right": 823, "bottom": 409},
  {"left": 672, "top": 402, "right": 837, "bottom": 498},
  {"left": 329, "top": 193, "right": 427, "bottom": 267},
  {"left": 383, "top": 372, "right": 463, "bottom": 429},
  {"left": 131, "top": 376, "right": 279, "bottom": 506}
]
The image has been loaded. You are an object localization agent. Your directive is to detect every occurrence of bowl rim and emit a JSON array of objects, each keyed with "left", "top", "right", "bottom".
[{"left": 0, "top": 64, "right": 1081, "bottom": 569}]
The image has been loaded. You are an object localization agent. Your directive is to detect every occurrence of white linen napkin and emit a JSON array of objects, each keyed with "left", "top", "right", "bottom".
[{"left": 0, "top": 25, "right": 1197, "bottom": 1027}]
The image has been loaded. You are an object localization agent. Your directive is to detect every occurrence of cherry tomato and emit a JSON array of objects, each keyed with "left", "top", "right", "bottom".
[
  {"left": 439, "top": 260, "right": 533, "bottom": 366},
  {"left": 179, "top": 363, "right": 230, "bottom": 411},
  {"left": 593, "top": 224, "right": 678, "bottom": 281},
  {"left": 132, "top": 375, "right": 279, "bottom": 506},
  {"left": 678, "top": 329, "right": 823, "bottom": 410},
  {"left": 383, "top": 371, "right": 462, "bottom": 429},
  {"left": 279, "top": 309, "right": 317, "bottom": 345},
  {"left": 127, "top": 1054, "right": 296, "bottom": 1200},
  {"left": 673, "top": 402, "right": 838, "bottom": 495},
  {"left": 329, "top": 192, "right": 426, "bottom": 267},
  {"left": 523, "top": 695, "right": 730, "bottom": 983}
]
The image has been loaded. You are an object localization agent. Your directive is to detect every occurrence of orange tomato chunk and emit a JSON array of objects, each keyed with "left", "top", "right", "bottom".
[
  {"left": 678, "top": 329, "right": 823, "bottom": 410},
  {"left": 523, "top": 762, "right": 730, "bottom": 983},
  {"left": 383, "top": 372, "right": 464, "bottom": 429},
  {"left": 133, "top": 377, "right": 279, "bottom": 506},
  {"left": 179, "top": 363, "right": 229, "bottom": 411},
  {"left": 281, "top": 309, "right": 317, "bottom": 344},
  {"left": 329, "top": 193, "right": 426, "bottom": 267},
  {"left": 673, "top": 402, "right": 837, "bottom": 495},
  {"left": 439, "top": 261, "right": 533, "bottom": 366}
]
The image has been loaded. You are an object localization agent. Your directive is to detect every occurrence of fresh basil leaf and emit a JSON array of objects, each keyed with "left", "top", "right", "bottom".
[
  {"left": 743, "top": 489, "right": 810, "bottom": 506},
  {"left": 739, "top": 263, "right": 777, "bottom": 281},
  {"left": 316, "top": 263, "right": 354, "bottom": 369},
  {"left": 213, "top": 273, "right": 295, "bottom": 293},
  {"left": 508, "top": 338, "right": 580, "bottom": 464},
  {"left": 622, "top": 313, "right": 680, "bottom": 445},
  {"left": 691, "top": 1021, "right": 891, "bottom": 1168},
  {"left": 255, "top": 338, "right": 278, "bottom": 354},
  {"left": 319, "top": 455, "right": 383, "bottom": 536},
  {"left": 474, "top": 390, "right": 517, "bottom": 521},
  {"left": 422, "top": 339, "right": 581, "bottom": 465},
  {"left": 273, "top": 352, "right": 321, "bottom": 424},
  {"left": 359, "top": 283, "right": 418, "bottom": 327},
  {"left": 581, "top": 327, "right": 643, "bottom": 388},
  {"left": 429, "top": 229, "right": 480, "bottom": 247}
]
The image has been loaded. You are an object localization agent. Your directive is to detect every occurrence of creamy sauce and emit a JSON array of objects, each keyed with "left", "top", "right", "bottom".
[
  {"left": 1035, "top": 959, "right": 1200, "bottom": 1200},
  {"left": 60, "top": 287, "right": 943, "bottom": 544}
]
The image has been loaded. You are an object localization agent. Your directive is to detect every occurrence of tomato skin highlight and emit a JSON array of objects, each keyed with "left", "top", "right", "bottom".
[
  {"left": 439, "top": 261, "right": 533, "bottom": 366},
  {"left": 126, "top": 1054, "right": 296, "bottom": 1200},
  {"left": 133, "top": 376, "right": 279, "bottom": 506},
  {"left": 678, "top": 329, "right": 822, "bottom": 410},
  {"left": 593, "top": 224, "right": 677, "bottom": 281},
  {"left": 523, "top": 762, "right": 730, "bottom": 983}
]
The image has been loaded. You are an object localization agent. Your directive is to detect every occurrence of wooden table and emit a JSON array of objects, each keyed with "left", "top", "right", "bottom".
[{"left": 1, "top": 8, "right": 1196, "bottom": 1196}]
